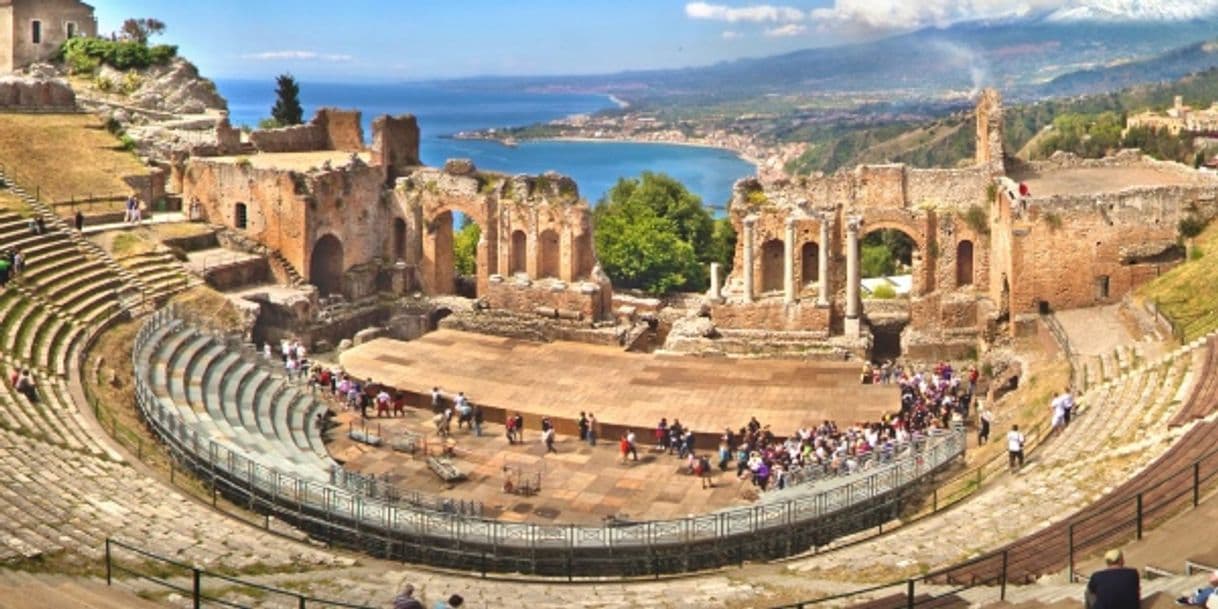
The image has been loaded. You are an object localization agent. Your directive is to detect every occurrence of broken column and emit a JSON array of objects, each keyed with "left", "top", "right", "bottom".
[
  {"left": 817, "top": 217, "right": 830, "bottom": 307},
  {"left": 709, "top": 262, "right": 723, "bottom": 302},
  {"left": 845, "top": 216, "right": 861, "bottom": 320},
  {"left": 742, "top": 216, "right": 756, "bottom": 303}
]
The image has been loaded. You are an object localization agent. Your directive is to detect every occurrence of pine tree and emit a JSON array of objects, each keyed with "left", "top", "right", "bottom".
[{"left": 270, "top": 73, "right": 303, "bottom": 126}]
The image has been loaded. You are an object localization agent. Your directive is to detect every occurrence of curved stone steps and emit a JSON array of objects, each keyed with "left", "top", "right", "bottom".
[
  {"left": 0, "top": 297, "right": 30, "bottom": 355},
  {"left": 1041, "top": 363, "right": 1151, "bottom": 465},
  {"left": 0, "top": 361, "right": 74, "bottom": 451}
]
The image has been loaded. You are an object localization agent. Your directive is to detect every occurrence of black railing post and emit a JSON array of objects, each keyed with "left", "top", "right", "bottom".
[
  {"left": 1068, "top": 523, "right": 1076, "bottom": 582},
  {"left": 192, "top": 568, "right": 201, "bottom": 609},
  {"left": 104, "top": 539, "right": 111, "bottom": 586},
  {"left": 1195, "top": 462, "right": 1201, "bottom": 508},
  {"left": 298, "top": 594, "right": 306, "bottom": 609},
  {"left": 907, "top": 578, "right": 916, "bottom": 609},
  {"left": 1136, "top": 494, "right": 1144, "bottom": 540},
  {"left": 1000, "top": 549, "right": 1009, "bottom": 601}
]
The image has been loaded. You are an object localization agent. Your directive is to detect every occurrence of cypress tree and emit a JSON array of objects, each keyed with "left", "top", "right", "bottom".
[{"left": 270, "top": 73, "right": 304, "bottom": 126}]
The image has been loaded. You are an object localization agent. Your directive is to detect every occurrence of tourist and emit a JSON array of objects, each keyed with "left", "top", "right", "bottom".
[
  {"left": 433, "top": 594, "right": 464, "bottom": 609},
  {"left": 577, "top": 412, "right": 588, "bottom": 441},
  {"left": 1007, "top": 424, "right": 1025, "bottom": 472},
  {"left": 668, "top": 419, "right": 684, "bottom": 455},
  {"left": 717, "top": 440, "right": 732, "bottom": 471},
  {"left": 977, "top": 400, "right": 992, "bottom": 445},
  {"left": 455, "top": 393, "right": 472, "bottom": 430},
  {"left": 436, "top": 406, "right": 452, "bottom": 437},
  {"left": 678, "top": 430, "right": 695, "bottom": 459},
  {"left": 376, "top": 388, "right": 391, "bottom": 417},
  {"left": 1085, "top": 549, "right": 1139, "bottom": 609},
  {"left": 505, "top": 414, "right": 517, "bottom": 444},
  {"left": 0, "top": 254, "right": 9, "bottom": 289},
  {"left": 392, "top": 583, "right": 424, "bottom": 609},
  {"left": 285, "top": 356, "right": 299, "bottom": 382},
  {"left": 431, "top": 387, "right": 443, "bottom": 413},
  {"left": 1051, "top": 390, "right": 1069, "bottom": 430},
  {"left": 543, "top": 425, "right": 557, "bottom": 454},
  {"left": 1177, "top": 571, "right": 1218, "bottom": 607},
  {"left": 74, "top": 209, "right": 84, "bottom": 231},
  {"left": 262, "top": 342, "right": 273, "bottom": 360},
  {"left": 1062, "top": 387, "right": 1075, "bottom": 425},
  {"left": 15, "top": 369, "right": 36, "bottom": 402},
  {"left": 618, "top": 434, "right": 630, "bottom": 464},
  {"left": 35, "top": 216, "right": 44, "bottom": 234},
  {"left": 512, "top": 413, "right": 524, "bottom": 443},
  {"left": 26, "top": 217, "right": 37, "bottom": 236},
  {"left": 133, "top": 196, "right": 144, "bottom": 224},
  {"left": 393, "top": 391, "right": 407, "bottom": 416},
  {"left": 10, "top": 249, "right": 21, "bottom": 278},
  {"left": 655, "top": 417, "right": 668, "bottom": 452},
  {"left": 587, "top": 413, "right": 598, "bottom": 446},
  {"left": 625, "top": 429, "right": 638, "bottom": 461},
  {"left": 735, "top": 443, "right": 750, "bottom": 478},
  {"left": 697, "top": 454, "right": 713, "bottom": 489},
  {"left": 124, "top": 194, "right": 137, "bottom": 223},
  {"left": 472, "top": 403, "right": 484, "bottom": 436}
]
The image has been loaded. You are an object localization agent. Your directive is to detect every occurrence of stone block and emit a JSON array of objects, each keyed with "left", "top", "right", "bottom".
[{"left": 353, "top": 326, "right": 386, "bottom": 345}]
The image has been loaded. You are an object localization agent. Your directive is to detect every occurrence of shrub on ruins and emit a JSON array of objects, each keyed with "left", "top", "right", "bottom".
[
  {"left": 594, "top": 173, "right": 725, "bottom": 293},
  {"left": 119, "top": 18, "right": 166, "bottom": 45},
  {"left": 58, "top": 37, "right": 178, "bottom": 74}
]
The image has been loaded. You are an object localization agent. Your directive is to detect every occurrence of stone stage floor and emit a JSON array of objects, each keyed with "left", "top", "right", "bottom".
[
  {"left": 329, "top": 408, "right": 758, "bottom": 525},
  {"left": 338, "top": 330, "right": 900, "bottom": 441}
]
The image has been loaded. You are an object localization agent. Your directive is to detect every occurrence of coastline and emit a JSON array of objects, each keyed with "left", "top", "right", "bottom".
[{"left": 531, "top": 136, "right": 760, "bottom": 167}]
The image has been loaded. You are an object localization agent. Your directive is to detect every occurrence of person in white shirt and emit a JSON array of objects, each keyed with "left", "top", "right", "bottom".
[
  {"left": 1051, "top": 393, "right": 1068, "bottom": 430},
  {"left": 1007, "top": 424, "right": 1026, "bottom": 471}
]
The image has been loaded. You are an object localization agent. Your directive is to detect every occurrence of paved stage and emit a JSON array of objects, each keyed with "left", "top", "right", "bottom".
[{"left": 338, "top": 330, "right": 899, "bottom": 440}]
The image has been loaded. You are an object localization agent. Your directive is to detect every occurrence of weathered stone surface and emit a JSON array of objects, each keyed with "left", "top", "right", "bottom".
[
  {"left": 0, "top": 75, "right": 74, "bottom": 110},
  {"left": 337, "top": 338, "right": 354, "bottom": 353},
  {"left": 669, "top": 315, "right": 718, "bottom": 339},
  {"left": 353, "top": 326, "right": 385, "bottom": 345},
  {"left": 443, "top": 158, "right": 476, "bottom": 176}
]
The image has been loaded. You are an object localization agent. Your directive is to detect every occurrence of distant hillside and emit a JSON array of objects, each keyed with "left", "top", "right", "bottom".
[
  {"left": 1037, "top": 39, "right": 1218, "bottom": 97},
  {"left": 446, "top": 20, "right": 1218, "bottom": 105},
  {"left": 786, "top": 66, "right": 1218, "bottom": 175}
]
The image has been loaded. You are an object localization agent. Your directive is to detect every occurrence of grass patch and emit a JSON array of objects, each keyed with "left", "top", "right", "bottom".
[
  {"left": 149, "top": 222, "right": 215, "bottom": 241},
  {"left": 1138, "top": 221, "right": 1218, "bottom": 342},
  {"left": 171, "top": 287, "right": 244, "bottom": 332},
  {"left": 0, "top": 114, "right": 147, "bottom": 203},
  {"left": 110, "top": 232, "right": 156, "bottom": 258}
]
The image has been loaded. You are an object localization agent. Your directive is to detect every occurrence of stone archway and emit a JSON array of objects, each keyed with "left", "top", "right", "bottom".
[
  {"left": 393, "top": 218, "right": 407, "bottom": 261},
  {"left": 760, "top": 239, "right": 784, "bottom": 293},
  {"left": 956, "top": 240, "right": 974, "bottom": 287},
  {"left": 800, "top": 241, "right": 819, "bottom": 286},
  {"left": 538, "top": 229, "right": 560, "bottom": 279},
  {"left": 310, "top": 234, "right": 345, "bottom": 296},
  {"left": 510, "top": 230, "right": 527, "bottom": 275}
]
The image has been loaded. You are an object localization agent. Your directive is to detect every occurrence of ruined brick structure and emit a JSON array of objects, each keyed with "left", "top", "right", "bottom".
[
  {"left": 0, "top": 0, "right": 96, "bottom": 74},
  {"left": 181, "top": 108, "right": 610, "bottom": 321},
  {"left": 713, "top": 90, "right": 1218, "bottom": 359}
]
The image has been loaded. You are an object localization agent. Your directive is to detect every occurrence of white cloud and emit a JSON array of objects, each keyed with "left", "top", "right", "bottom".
[
  {"left": 685, "top": 2, "right": 805, "bottom": 23},
  {"left": 243, "top": 50, "right": 354, "bottom": 63},
  {"left": 721, "top": 30, "right": 743, "bottom": 39},
  {"left": 764, "top": 23, "right": 807, "bottom": 37},
  {"left": 807, "top": 0, "right": 1218, "bottom": 31}
]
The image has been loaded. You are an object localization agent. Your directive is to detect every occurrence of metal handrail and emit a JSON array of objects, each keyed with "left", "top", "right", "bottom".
[{"left": 132, "top": 307, "right": 967, "bottom": 576}]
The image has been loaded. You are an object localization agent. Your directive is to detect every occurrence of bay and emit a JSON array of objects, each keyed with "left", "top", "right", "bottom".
[{"left": 216, "top": 80, "right": 754, "bottom": 211}]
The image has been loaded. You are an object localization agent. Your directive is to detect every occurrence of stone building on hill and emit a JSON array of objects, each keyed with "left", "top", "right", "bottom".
[{"left": 0, "top": 0, "right": 97, "bottom": 73}]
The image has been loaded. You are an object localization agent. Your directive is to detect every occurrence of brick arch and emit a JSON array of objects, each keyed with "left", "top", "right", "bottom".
[
  {"left": 420, "top": 198, "right": 497, "bottom": 295},
  {"left": 309, "top": 233, "right": 344, "bottom": 297},
  {"left": 856, "top": 220, "right": 932, "bottom": 296}
]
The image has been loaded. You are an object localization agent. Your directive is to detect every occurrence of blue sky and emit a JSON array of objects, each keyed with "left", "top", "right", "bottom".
[
  {"left": 89, "top": 1, "right": 866, "bottom": 82},
  {"left": 91, "top": 1, "right": 1218, "bottom": 82}
]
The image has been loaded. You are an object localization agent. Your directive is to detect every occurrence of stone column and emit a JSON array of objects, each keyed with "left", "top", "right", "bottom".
[
  {"left": 709, "top": 262, "right": 723, "bottom": 301},
  {"left": 742, "top": 216, "right": 756, "bottom": 303},
  {"left": 845, "top": 216, "right": 861, "bottom": 319},
  {"left": 817, "top": 218, "right": 830, "bottom": 306},
  {"left": 783, "top": 219, "right": 796, "bottom": 304}
]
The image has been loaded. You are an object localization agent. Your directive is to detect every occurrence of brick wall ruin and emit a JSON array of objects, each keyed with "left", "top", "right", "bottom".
[{"left": 249, "top": 108, "right": 366, "bottom": 154}]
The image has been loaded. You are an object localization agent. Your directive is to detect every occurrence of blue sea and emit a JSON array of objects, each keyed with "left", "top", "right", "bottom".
[{"left": 217, "top": 80, "right": 755, "bottom": 211}]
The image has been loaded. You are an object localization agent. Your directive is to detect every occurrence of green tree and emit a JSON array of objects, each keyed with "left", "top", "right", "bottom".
[
  {"left": 271, "top": 73, "right": 304, "bottom": 127},
  {"left": 453, "top": 220, "right": 480, "bottom": 276},
  {"left": 594, "top": 173, "right": 724, "bottom": 293},
  {"left": 119, "top": 18, "right": 166, "bottom": 44}
]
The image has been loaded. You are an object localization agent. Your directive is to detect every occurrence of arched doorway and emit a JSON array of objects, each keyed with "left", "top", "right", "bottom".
[
  {"left": 510, "top": 230, "right": 527, "bottom": 275},
  {"left": 310, "top": 234, "right": 344, "bottom": 296},
  {"left": 800, "top": 242, "right": 819, "bottom": 286},
  {"left": 956, "top": 240, "right": 974, "bottom": 287},
  {"left": 452, "top": 213, "right": 482, "bottom": 297},
  {"left": 760, "top": 239, "right": 784, "bottom": 293},
  {"left": 538, "top": 229, "right": 560, "bottom": 278},
  {"left": 859, "top": 227, "right": 918, "bottom": 362},
  {"left": 393, "top": 218, "right": 407, "bottom": 261}
]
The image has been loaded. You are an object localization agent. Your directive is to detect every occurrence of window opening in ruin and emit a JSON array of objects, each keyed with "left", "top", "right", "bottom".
[
  {"left": 393, "top": 218, "right": 407, "bottom": 261},
  {"left": 234, "top": 203, "right": 248, "bottom": 229},
  {"left": 66, "top": 22, "right": 76, "bottom": 38},
  {"left": 760, "top": 239, "right": 784, "bottom": 292},
  {"left": 31, "top": 20, "right": 41, "bottom": 44},
  {"left": 860, "top": 228, "right": 917, "bottom": 302},
  {"left": 1096, "top": 275, "right": 1110, "bottom": 300},
  {"left": 956, "top": 240, "right": 974, "bottom": 287},
  {"left": 870, "top": 324, "right": 905, "bottom": 363},
  {"left": 510, "top": 230, "right": 527, "bottom": 275},
  {"left": 452, "top": 213, "right": 481, "bottom": 298},
  {"left": 800, "top": 242, "right": 819, "bottom": 286},
  {"left": 1038, "top": 300, "right": 1051, "bottom": 315},
  {"left": 538, "top": 229, "right": 560, "bottom": 279},
  {"left": 309, "top": 234, "right": 345, "bottom": 297}
]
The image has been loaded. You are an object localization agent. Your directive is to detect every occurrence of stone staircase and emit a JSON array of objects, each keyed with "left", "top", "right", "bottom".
[
  {"left": 1075, "top": 338, "right": 1159, "bottom": 395},
  {"left": 267, "top": 248, "right": 304, "bottom": 286},
  {"left": 0, "top": 570, "right": 166, "bottom": 609},
  {"left": 138, "top": 318, "right": 333, "bottom": 481},
  {"left": 117, "top": 250, "right": 199, "bottom": 306}
]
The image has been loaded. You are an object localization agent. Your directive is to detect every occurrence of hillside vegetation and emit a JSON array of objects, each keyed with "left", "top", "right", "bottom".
[
  {"left": 1138, "top": 222, "right": 1218, "bottom": 342},
  {"left": 787, "top": 66, "right": 1218, "bottom": 175}
]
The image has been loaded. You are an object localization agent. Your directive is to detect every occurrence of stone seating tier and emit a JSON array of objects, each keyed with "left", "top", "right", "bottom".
[{"left": 140, "top": 319, "right": 333, "bottom": 482}]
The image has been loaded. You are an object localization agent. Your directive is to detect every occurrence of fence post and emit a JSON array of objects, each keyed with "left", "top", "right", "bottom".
[
  {"left": 192, "top": 568, "right": 201, "bottom": 609},
  {"left": 1000, "top": 549, "right": 1009, "bottom": 601},
  {"left": 1195, "top": 462, "right": 1202, "bottom": 508},
  {"left": 298, "top": 594, "right": 306, "bottom": 609},
  {"left": 1136, "top": 494, "right": 1144, "bottom": 540},
  {"left": 906, "top": 578, "right": 916, "bottom": 609},
  {"left": 1068, "top": 523, "right": 1076, "bottom": 583},
  {"left": 104, "top": 539, "right": 111, "bottom": 586}
]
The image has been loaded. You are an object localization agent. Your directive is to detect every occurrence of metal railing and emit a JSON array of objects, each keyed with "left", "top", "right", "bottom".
[
  {"left": 133, "top": 307, "right": 967, "bottom": 577},
  {"left": 105, "top": 538, "right": 373, "bottom": 609},
  {"left": 768, "top": 429, "right": 1218, "bottom": 608}
]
